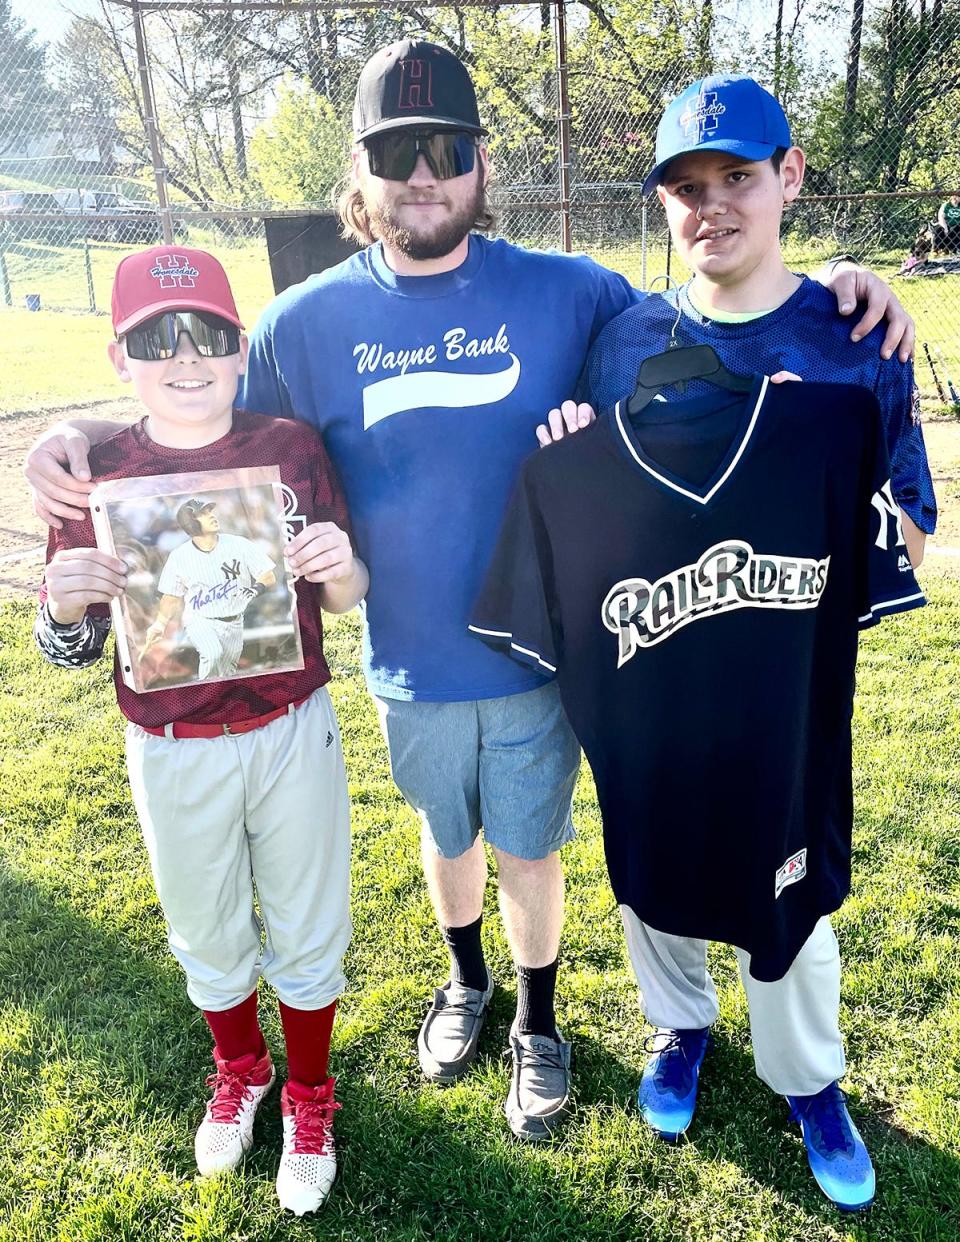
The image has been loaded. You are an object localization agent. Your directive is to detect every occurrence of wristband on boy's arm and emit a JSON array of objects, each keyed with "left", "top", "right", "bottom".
[{"left": 34, "top": 602, "right": 110, "bottom": 668}]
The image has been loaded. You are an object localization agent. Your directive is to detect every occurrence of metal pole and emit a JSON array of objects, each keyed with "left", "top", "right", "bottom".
[
  {"left": 131, "top": 0, "right": 174, "bottom": 245},
  {"left": 83, "top": 233, "right": 97, "bottom": 313},
  {"left": 78, "top": 184, "right": 97, "bottom": 313},
  {"left": 552, "top": 1, "right": 573, "bottom": 253},
  {"left": 127, "top": 0, "right": 543, "bottom": 12},
  {"left": 0, "top": 234, "right": 11, "bottom": 308}
]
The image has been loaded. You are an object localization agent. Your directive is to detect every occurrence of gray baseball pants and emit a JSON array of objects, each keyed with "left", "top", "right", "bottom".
[
  {"left": 620, "top": 909, "right": 845, "bottom": 1096},
  {"left": 125, "top": 687, "right": 351, "bottom": 1012}
]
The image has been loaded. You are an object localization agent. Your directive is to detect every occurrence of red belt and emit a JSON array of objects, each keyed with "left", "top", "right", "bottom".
[{"left": 141, "top": 696, "right": 310, "bottom": 740}]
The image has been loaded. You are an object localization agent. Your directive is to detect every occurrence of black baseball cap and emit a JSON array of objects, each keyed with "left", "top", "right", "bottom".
[{"left": 352, "top": 39, "right": 487, "bottom": 141}]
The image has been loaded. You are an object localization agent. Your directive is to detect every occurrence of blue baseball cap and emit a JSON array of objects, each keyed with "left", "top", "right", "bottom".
[{"left": 643, "top": 75, "right": 792, "bottom": 195}]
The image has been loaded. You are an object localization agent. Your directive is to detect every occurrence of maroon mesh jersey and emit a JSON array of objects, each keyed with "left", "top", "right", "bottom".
[{"left": 43, "top": 410, "right": 352, "bottom": 728}]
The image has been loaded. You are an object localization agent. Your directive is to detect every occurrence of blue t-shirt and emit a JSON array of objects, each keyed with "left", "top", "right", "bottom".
[
  {"left": 582, "top": 278, "right": 937, "bottom": 535},
  {"left": 239, "top": 234, "right": 639, "bottom": 700}
]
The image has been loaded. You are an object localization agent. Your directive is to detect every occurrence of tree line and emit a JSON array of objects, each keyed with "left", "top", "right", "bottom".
[{"left": 2, "top": 0, "right": 957, "bottom": 215}]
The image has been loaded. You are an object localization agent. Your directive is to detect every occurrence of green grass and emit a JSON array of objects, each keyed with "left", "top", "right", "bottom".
[
  {"left": 0, "top": 578, "right": 958, "bottom": 1240},
  {"left": 0, "top": 234, "right": 273, "bottom": 325},
  {"left": 0, "top": 310, "right": 125, "bottom": 410},
  {"left": 2, "top": 232, "right": 959, "bottom": 415}
]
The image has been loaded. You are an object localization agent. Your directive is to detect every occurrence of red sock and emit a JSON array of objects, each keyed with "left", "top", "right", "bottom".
[
  {"left": 203, "top": 991, "right": 265, "bottom": 1063},
  {"left": 279, "top": 999, "right": 337, "bottom": 1087}
]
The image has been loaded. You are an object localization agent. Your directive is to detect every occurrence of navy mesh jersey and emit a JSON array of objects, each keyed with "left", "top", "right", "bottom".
[
  {"left": 581, "top": 277, "right": 937, "bottom": 535},
  {"left": 471, "top": 380, "right": 924, "bottom": 981}
]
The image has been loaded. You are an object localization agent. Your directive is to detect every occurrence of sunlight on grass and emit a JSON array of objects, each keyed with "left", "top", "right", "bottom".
[{"left": 0, "top": 580, "right": 957, "bottom": 1240}]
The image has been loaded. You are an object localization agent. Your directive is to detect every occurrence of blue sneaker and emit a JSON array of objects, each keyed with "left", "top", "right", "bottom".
[
  {"left": 787, "top": 1082, "right": 875, "bottom": 1211},
  {"left": 636, "top": 1027, "right": 710, "bottom": 1140}
]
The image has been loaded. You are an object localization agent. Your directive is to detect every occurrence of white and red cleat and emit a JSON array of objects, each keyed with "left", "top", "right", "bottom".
[
  {"left": 276, "top": 1077, "right": 341, "bottom": 1215},
  {"left": 194, "top": 1047, "right": 275, "bottom": 1175}
]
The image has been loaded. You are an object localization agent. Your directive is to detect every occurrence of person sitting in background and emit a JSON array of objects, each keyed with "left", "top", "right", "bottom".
[{"left": 898, "top": 225, "right": 932, "bottom": 274}]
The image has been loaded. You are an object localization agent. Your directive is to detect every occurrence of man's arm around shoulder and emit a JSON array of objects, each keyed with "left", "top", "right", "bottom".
[{"left": 25, "top": 419, "right": 127, "bottom": 528}]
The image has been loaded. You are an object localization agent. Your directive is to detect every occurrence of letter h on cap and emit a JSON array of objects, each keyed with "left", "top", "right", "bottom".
[
  {"left": 679, "top": 92, "right": 725, "bottom": 139},
  {"left": 398, "top": 59, "right": 433, "bottom": 110},
  {"left": 152, "top": 254, "right": 196, "bottom": 290}
]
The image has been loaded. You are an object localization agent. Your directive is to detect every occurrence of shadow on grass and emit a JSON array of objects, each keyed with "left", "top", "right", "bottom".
[
  {"left": 0, "top": 856, "right": 957, "bottom": 1241},
  {"left": 481, "top": 978, "right": 960, "bottom": 1236},
  {"left": 570, "top": 1023, "right": 960, "bottom": 1237},
  {"left": 0, "top": 859, "right": 661, "bottom": 1240}
]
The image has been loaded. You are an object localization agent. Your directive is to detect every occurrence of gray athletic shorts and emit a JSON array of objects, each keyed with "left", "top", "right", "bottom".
[{"left": 374, "top": 681, "right": 580, "bottom": 861}]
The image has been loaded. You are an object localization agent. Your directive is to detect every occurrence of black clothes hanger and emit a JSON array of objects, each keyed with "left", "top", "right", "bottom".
[
  {"left": 626, "top": 280, "right": 756, "bottom": 418},
  {"left": 626, "top": 344, "right": 755, "bottom": 416}
]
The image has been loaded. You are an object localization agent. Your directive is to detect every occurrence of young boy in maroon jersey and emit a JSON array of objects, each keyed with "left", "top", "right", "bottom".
[{"left": 34, "top": 246, "right": 368, "bottom": 1217}]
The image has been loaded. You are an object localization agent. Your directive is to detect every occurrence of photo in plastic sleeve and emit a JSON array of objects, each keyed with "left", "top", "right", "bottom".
[{"left": 90, "top": 466, "right": 305, "bottom": 693}]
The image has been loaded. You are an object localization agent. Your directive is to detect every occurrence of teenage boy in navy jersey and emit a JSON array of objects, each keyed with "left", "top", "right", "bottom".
[{"left": 568, "top": 75, "right": 937, "bottom": 1211}]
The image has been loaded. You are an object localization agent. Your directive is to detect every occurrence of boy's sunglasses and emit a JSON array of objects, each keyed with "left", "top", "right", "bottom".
[
  {"left": 122, "top": 311, "right": 241, "bottom": 361},
  {"left": 363, "top": 129, "right": 479, "bottom": 182}
]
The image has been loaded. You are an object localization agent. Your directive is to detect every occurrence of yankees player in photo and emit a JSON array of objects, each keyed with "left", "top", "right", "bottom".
[
  {"left": 34, "top": 247, "right": 368, "bottom": 1216},
  {"left": 144, "top": 497, "right": 277, "bottom": 680},
  {"left": 26, "top": 42, "right": 916, "bottom": 1148},
  {"left": 522, "top": 76, "right": 936, "bottom": 1211}
]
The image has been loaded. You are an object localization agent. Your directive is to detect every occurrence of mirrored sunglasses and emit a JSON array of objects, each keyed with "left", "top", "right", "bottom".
[
  {"left": 122, "top": 311, "right": 241, "bottom": 361},
  {"left": 363, "top": 129, "right": 479, "bottom": 182}
]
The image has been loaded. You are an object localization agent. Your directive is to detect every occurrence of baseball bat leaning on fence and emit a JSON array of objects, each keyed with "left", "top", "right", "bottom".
[
  {"left": 923, "top": 343, "right": 947, "bottom": 404},
  {"left": 934, "top": 346, "right": 960, "bottom": 408}
]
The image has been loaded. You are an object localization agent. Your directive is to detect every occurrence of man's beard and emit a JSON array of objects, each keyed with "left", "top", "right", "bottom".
[{"left": 367, "top": 171, "right": 485, "bottom": 260}]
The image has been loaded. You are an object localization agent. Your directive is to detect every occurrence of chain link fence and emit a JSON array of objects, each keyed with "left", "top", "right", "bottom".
[{"left": 2, "top": 0, "right": 958, "bottom": 403}]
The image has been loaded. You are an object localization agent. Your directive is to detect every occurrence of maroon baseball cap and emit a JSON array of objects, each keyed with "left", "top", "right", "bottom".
[{"left": 111, "top": 246, "right": 243, "bottom": 337}]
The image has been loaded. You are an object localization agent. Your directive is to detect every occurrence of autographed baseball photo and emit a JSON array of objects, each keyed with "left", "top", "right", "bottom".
[{"left": 90, "top": 465, "right": 304, "bottom": 692}]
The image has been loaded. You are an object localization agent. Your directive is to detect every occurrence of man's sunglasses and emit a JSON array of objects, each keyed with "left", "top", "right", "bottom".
[
  {"left": 122, "top": 311, "right": 241, "bottom": 361},
  {"left": 363, "top": 129, "right": 479, "bottom": 182}
]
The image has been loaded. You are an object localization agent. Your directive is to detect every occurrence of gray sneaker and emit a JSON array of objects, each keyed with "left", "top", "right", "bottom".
[
  {"left": 417, "top": 970, "right": 495, "bottom": 1083},
  {"left": 505, "top": 1024, "right": 572, "bottom": 1141}
]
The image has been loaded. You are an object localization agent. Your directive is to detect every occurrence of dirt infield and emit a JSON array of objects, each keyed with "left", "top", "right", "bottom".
[
  {"left": 0, "top": 398, "right": 138, "bottom": 597},
  {"left": 1, "top": 400, "right": 958, "bottom": 600}
]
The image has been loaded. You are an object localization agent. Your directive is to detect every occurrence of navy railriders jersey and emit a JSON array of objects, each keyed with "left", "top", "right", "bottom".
[
  {"left": 581, "top": 278, "right": 938, "bottom": 536},
  {"left": 470, "top": 380, "right": 925, "bottom": 981}
]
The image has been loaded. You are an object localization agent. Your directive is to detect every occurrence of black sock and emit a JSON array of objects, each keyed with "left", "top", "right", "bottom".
[
  {"left": 441, "top": 915, "right": 488, "bottom": 992},
  {"left": 515, "top": 959, "right": 558, "bottom": 1039}
]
